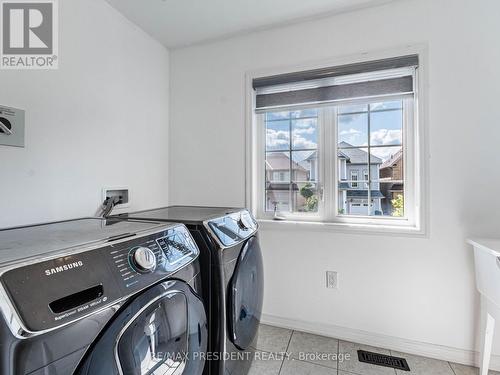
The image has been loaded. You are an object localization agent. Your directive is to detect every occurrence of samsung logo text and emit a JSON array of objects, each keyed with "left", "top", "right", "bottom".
[{"left": 45, "top": 261, "right": 83, "bottom": 276}]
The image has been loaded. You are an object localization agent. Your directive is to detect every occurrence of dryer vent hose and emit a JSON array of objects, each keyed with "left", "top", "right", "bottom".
[{"left": 100, "top": 196, "right": 120, "bottom": 218}]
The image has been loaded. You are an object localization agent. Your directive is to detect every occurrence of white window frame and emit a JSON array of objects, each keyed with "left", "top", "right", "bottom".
[{"left": 245, "top": 46, "right": 427, "bottom": 235}]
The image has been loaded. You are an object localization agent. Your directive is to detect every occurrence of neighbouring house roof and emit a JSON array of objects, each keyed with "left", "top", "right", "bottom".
[
  {"left": 346, "top": 190, "right": 384, "bottom": 199},
  {"left": 266, "top": 182, "right": 300, "bottom": 191},
  {"left": 338, "top": 142, "right": 383, "bottom": 164},
  {"left": 303, "top": 150, "right": 317, "bottom": 162},
  {"left": 380, "top": 149, "right": 403, "bottom": 170},
  {"left": 299, "top": 150, "right": 317, "bottom": 170},
  {"left": 338, "top": 150, "right": 350, "bottom": 160},
  {"left": 266, "top": 152, "right": 307, "bottom": 171}
]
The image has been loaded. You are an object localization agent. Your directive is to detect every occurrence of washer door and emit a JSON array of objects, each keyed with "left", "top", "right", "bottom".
[
  {"left": 228, "top": 236, "right": 264, "bottom": 350},
  {"left": 76, "top": 280, "right": 207, "bottom": 375}
]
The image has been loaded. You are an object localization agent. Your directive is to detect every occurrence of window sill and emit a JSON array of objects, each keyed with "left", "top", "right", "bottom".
[{"left": 257, "top": 218, "right": 426, "bottom": 237}]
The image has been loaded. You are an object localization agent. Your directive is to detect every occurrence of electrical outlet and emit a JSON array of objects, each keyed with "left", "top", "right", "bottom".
[{"left": 326, "top": 271, "right": 338, "bottom": 289}]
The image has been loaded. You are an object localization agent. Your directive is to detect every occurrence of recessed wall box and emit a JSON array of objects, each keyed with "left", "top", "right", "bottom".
[
  {"left": 0, "top": 105, "right": 25, "bottom": 148},
  {"left": 102, "top": 187, "right": 130, "bottom": 209}
]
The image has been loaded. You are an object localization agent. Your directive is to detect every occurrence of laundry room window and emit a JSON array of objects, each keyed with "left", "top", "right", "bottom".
[{"left": 250, "top": 53, "right": 424, "bottom": 232}]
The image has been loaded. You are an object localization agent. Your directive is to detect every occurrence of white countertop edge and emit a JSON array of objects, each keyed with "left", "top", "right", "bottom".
[{"left": 467, "top": 238, "right": 500, "bottom": 257}]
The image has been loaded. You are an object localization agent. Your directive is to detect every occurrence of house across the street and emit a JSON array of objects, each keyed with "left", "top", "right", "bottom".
[
  {"left": 264, "top": 142, "right": 404, "bottom": 216},
  {"left": 337, "top": 142, "right": 384, "bottom": 216}
]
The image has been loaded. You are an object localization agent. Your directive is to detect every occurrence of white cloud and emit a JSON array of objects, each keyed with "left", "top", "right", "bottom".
[
  {"left": 340, "top": 128, "right": 361, "bottom": 136},
  {"left": 339, "top": 128, "right": 363, "bottom": 145},
  {"left": 267, "top": 127, "right": 317, "bottom": 150},
  {"left": 293, "top": 127, "right": 315, "bottom": 135},
  {"left": 266, "top": 129, "right": 289, "bottom": 149},
  {"left": 293, "top": 118, "right": 316, "bottom": 128},
  {"left": 370, "top": 129, "right": 402, "bottom": 146},
  {"left": 293, "top": 136, "right": 317, "bottom": 149},
  {"left": 293, "top": 126, "right": 317, "bottom": 148}
]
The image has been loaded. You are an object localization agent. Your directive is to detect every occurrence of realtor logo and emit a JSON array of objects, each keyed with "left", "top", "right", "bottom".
[{"left": 1, "top": 0, "right": 58, "bottom": 69}]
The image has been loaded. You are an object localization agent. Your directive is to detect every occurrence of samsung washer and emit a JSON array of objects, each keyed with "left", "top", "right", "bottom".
[
  {"left": 0, "top": 217, "right": 207, "bottom": 375},
  {"left": 116, "top": 206, "right": 264, "bottom": 375}
]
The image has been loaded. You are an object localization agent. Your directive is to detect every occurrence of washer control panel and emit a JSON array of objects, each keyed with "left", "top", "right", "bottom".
[
  {"left": 156, "top": 229, "right": 197, "bottom": 266},
  {"left": 109, "top": 224, "right": 198, "bottom": 290},
  {"left": 0, "top": 224, "right": 199, "bottom": 333}
]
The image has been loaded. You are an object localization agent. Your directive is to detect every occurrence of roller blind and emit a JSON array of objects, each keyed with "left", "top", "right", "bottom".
[{"left": 254, "top": 55, "right": 418, "bottom": 112}]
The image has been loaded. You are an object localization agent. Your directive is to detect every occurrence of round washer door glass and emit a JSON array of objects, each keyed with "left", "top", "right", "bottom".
[
  {"left": 229, "top": 236, "right": 264, "bottom": 350},
  {"left": 118, "top": 292, "right": 188, "bottom": 374},
  {"left": 75, "top": 280, "right": 207, "bottom": 375}
]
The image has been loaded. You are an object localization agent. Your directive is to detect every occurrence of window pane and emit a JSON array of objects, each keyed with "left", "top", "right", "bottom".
[
  {"left": 291, "top": 108, "right": 318, "bottom": 118},
  {"left": 337, "top": 100, "right": 405, "bottom": 217},
  {"left": 293, "top": 182, "right": 319, "bottom": 213},
  {"left": 292, "top": 151, "right": 318, "bottom": 182},
  {"left": 266, "top": 111, "right": 290, "bottom": 121},
  {"left": 370, "top": 109, "right": 403, "bottom": 146},
  {"left": 338, "top": 113, "right": 368, "bottom": 147},
  {"left": 370, "top": 100, "right": 402, "bottom": 111},
  {"left": 266, "top": 120, "right": 290, "bottom": 151},
  {"left": 292, "top": 118, "right": 318, "bottom": 150}
]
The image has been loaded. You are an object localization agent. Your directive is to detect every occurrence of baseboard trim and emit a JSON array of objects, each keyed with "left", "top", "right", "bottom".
[{"left": 261, "top": 313, "right": 500, "bottom": 371}]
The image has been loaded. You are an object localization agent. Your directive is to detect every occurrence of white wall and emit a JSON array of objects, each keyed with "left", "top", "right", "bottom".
[
  {"left": 169, "top": 0, "right": 500, "bottom": 365},
  {"left": 0, "top": 0, "right": 170, "bottom": 228}
]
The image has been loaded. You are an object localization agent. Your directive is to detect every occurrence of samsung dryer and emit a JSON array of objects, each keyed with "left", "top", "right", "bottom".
[
  {"left": 116, "top": 206, "right": 263, "bottom": 375},
  {"left": 0, "top": 217, "right": 207, "bottom": 375}
]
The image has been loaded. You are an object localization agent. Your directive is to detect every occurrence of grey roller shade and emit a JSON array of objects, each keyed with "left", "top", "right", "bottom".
[{"left": 254, "top": 55, "right": 418, "bottom": 111}]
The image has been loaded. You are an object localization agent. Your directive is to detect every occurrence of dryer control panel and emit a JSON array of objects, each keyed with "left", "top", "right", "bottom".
[
  {"left": 207, "top": 209, "right": 258, "bottom": 247},
  {"left": 0, "top": 224, "right": 199, "bottom": 333}
]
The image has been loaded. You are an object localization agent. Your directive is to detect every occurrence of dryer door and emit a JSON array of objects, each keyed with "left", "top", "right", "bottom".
[
  {"left": 76, "top": 280, "right": 207, "bottom": 375},
  {"left": 228, "top": 236, "right": 264, "bottom": 350}
]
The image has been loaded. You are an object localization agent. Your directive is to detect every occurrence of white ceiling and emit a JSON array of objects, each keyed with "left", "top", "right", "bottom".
[{"left": 106, "top": 0, "right": 397, "bottom": 49}]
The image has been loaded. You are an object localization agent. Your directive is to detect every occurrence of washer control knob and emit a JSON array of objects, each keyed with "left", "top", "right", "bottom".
[{"left": 132, "top": 247, "right": 156, "bottom": 272}]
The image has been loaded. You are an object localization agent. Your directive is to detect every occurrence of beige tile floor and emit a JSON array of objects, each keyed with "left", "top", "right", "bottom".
[{"left": 249, "top": 324, "right": 500, "bottom": 375}]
